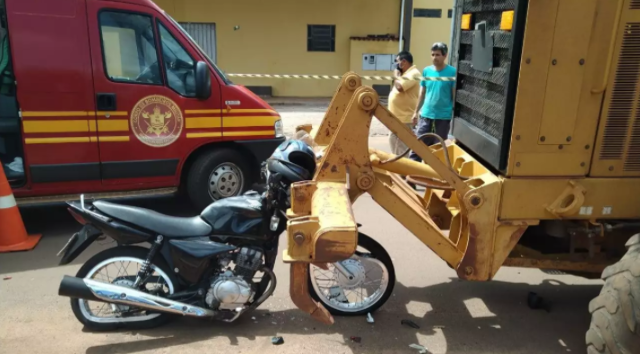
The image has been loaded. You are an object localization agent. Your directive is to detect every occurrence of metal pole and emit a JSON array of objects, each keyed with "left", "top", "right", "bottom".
[
  {"left": 399, "top": 0, "right": 406, "bottom": 52},
  {"left": 448, "top": 0, "right": 458, "bottom": 65}
]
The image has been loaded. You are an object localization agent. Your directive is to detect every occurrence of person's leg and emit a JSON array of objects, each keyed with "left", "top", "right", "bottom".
[
  {"left": 433, "top": 119, "right": 451, "bottom": 145},
  {"left": 409, "top": 118, "right": 432, "bottom": 162}
]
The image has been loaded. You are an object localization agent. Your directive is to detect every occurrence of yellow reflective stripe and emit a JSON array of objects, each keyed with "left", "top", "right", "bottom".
[
  {"left": 226, "top": 109, "right": 278, "bottom": 114},
  {"left": 90, "top": 136, "right": 130, "bottom": 142},
  {"left": 88, "top": 120, "right": 97, "bottom": 132},
  {"left": 223, "top": 116, "right": 278, "bottom": 128},
  {"left": 98, "top": 120, "right": 129, "bottom": 132},
  {"left": 186, "top": 132, "right": 223, "bottom": 138},
  {"left": 224, "top": 130, "right": 275, "bottom": 137},
  {"left": 185, "top": 109, "right": 221, "bottom": 114},
  {"left": 21, "top": 111, "right": 94, "bottom": 117},
  {"left": 97, "top": 111, "right": 128, "bottom": 116},
  {"left": 186, "top": 117, "right": 222, "bottom": 129},
  {"left": 25, "top": 137, "right": 91, "bottom": 144},
  {"left": 23, "top": 120, "right": 90, "bottom": 133}
]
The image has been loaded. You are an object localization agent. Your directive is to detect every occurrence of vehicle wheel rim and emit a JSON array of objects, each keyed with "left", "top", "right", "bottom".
[
  {"left": 209, "top": 163, "right": 244, "bottom": 200},
  {"left": 78, "top": 257, "right": 174, "bottom": 324},
  {"left": 310, "top": 248, "right": 389, "bottom": 313}
]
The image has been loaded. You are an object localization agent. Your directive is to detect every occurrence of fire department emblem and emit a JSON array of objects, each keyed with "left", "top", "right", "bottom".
[{"left": 131, "top": 95, "right": 184, "bottom": 147}]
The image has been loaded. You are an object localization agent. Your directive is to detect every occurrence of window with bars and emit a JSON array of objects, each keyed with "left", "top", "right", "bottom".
[
  {"left": 307, "top": 25, "right": 335, "bottom": 52},
  {"left": 414, "top": 9, "right": 442, "bottom": 18}
]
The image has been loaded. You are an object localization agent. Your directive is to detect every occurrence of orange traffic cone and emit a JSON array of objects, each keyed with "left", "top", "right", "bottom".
[{"left": 0, "top": 163, "right": 41, "bottom": 252}]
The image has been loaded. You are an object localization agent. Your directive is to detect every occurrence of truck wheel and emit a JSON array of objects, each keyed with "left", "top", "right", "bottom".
[
  {"left": 187, "top": 149, "right": 252, "bottom": 211},
  {"left": 586, "top": 234, "right": 640, "bottom": 354}
]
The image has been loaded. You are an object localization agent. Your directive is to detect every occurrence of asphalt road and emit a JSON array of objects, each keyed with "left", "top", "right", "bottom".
[{"left": 0, "top": 119, "right": 604, "bottom": 353}]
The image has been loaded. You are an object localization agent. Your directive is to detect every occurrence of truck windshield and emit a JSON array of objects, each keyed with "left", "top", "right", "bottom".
[{"left": 164, "top": 14, "right": 232, "bottom": 85}]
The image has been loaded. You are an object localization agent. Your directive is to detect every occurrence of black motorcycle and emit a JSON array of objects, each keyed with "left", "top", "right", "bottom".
[{"left": 57, "top": 153, "right": 395, "bottom": 331}]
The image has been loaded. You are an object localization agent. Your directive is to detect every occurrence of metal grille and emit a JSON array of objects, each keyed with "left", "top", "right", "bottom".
[
  {"left": 456, "top": 11, "right": 511, "bottom": 140},
  {"left": 452, "top": 0, "right": 526, "bottom": 170},
  {"left": 463, "top": 0, "right": 516, "bottom": 12},
  {"left": 599, "top": 23, "right": 640, "bottom": 166},
  {"left": 178, "top": 22, "right": 217, "bottom": 63},
  {"left": 632, "top": 0, "right": 640, "bottom": 10}
]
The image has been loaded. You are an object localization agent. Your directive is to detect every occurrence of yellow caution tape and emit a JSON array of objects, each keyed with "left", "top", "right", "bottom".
[{"left": 227, "top": 73, "right": 456, "bottom": 82}]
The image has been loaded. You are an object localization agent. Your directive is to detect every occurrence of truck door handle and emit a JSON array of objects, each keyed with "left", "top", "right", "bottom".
[{"left": 96, "top": 93, "right": 117, "bottom": 111}]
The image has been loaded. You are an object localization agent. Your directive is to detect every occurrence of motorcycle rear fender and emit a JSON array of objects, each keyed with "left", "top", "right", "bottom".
[{"left": 58, "top": 223, "right": 103, "bottom": 266}]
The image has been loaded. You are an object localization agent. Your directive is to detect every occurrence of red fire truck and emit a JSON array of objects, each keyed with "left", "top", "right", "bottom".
[{"left": 0, "top": 0, "right": 284, "bottom": 210}]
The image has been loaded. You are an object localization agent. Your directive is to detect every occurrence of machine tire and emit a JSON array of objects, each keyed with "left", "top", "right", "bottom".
[
  {"left": 586, "top": 234, "right": 640, "bottom": 354},
  {"left": 186, "top": 148, "right": 252, "bottom": 211},
  {"left": 70, "top": 247, "right": 179, "bottom": 331}
]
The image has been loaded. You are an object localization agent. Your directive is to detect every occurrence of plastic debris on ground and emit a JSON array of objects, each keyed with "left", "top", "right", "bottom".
[
  {"left": 3, "top": 276, "right": 11, "bottom": 280},
  {"left": 409, "top": 344, "right": 429, "bottom": 353},
  {"left": 349, "top": 336, "right": 362, "bottom": 343},
  {"left": 366, "top": 313, "right": 374, "bottom": 324},
  {"left": 401, "top": 319, "right": 420, "bottom": 329},
  {"left": 271, "top": 336, "right": 284, "bottom": 345}
]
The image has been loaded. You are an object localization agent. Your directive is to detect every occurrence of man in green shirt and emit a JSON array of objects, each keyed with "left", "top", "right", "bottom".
[{"left": 410, "top": 42, "right": 456, "bottom": 162}]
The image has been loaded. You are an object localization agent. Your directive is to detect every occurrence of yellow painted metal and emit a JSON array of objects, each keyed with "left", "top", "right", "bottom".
[
  {"left": 23, "top": 120, "right": 89, "bottom": 133},
  {"left": 185, "top": 117, "right": 222, "bottom": 129},
  {"left": 284, "top": 181, "right": 358, "bottom": 263},
  {"left": 369, "top": 149, "right": 441, "bottom": 180},
  {"left": 500, "top": 11, "right": 514, "bottom": 31},
  {"left": 591, "top": 0, "right": 640, "bottom": 177},
  {"left": 506, "top": 0, "right": 620, "bottom": 177},
  {"left": 500, "top": 178, "right": 640, "bottom": 220},
  {"left": 537, "top": 0, "right": 597, "bottom": 146},
  {"left": 97, "top": 120, "right": 129, "bottom": 132},
  {"left": 311, "top": 72, "right": 362, "bottom": 146},
  {"left": 223, "top": 116, "right": 278, "bottom": 127},
  {"left": 461, "top": 14, "right": 472, "bottom": 30}
]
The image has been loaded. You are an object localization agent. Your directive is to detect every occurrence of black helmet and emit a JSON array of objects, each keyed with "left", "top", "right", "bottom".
[{"left": 267, "top": 140, "right": 316, "bottom": 182}]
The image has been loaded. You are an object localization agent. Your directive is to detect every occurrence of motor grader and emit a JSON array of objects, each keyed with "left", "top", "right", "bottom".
[{"left": 282, "top": 0, "right": 640, "bottom": 353}]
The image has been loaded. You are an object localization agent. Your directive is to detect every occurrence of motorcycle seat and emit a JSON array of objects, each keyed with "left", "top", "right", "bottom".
[{"left": 93, "top": 201, "right": 212, "bottom": 237}]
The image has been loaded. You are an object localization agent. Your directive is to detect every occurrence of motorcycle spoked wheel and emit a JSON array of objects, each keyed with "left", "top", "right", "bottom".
[
  {"left": 70, "top": 246, "right": 179, "bottom": 331},
  {"left": 308, "top": 233, "right": 396, "bottom": 316}
]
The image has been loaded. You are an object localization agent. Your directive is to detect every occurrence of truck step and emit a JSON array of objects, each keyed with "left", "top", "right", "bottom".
[{"left": 16, "top": 188, "right": 178, "bottom": 206}]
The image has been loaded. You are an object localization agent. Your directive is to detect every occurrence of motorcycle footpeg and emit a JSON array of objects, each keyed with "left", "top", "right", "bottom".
[{"left": 289, "top": 263, "right": 334, "bottom": 325}]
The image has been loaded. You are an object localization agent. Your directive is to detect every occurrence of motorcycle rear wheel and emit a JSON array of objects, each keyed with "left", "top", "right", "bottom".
[
  {"left": 308, "top": 233, "right": 396, "bottom": 316},
  {"left": 70, "top": 246, "right": 179, "bottom": 331}
]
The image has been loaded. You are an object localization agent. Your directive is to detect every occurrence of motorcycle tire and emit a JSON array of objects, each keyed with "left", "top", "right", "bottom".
[
  {"left": 70, "top": 246, "right": 180, "bottom": 331},
  {"left": 308, "top": 233, "right": 396, "bottom": 316}
]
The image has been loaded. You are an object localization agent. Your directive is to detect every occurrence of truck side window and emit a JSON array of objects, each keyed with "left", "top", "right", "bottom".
[
  {"left": 99, "top": 11, "right": 162, "bottom": 85},
  {"left": 158, "top": 23, "right": 195, "bottom": 97}
]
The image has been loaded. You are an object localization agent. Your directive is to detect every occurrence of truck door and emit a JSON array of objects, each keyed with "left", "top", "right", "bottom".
[
  {"left": 85, "top": 1, "right": 221, "bottom": 186},
  {"left": 6, "top": 0, "right": 101, "bottom": 190}
]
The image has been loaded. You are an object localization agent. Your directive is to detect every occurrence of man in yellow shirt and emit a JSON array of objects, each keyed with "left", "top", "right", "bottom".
[{"left": 388, "top": 51, "right": 421, "bottom": 155}]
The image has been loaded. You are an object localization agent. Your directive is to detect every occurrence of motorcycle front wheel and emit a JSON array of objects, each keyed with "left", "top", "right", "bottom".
[
  {"left": 308, "top": 233, "right": 395, "bottom": 316},
  {"left": 70, "top": 246, "right": 179, "bottom": 331}
]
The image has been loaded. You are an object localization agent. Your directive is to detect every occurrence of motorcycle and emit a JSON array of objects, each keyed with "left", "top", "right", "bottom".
[{"left": 57, "top": 140, "right": 395, "bottom": 330}]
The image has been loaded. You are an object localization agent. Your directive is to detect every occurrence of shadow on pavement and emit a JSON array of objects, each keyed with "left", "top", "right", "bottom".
[{"left": 84, "top": 279, "right": 599, "bottom": 354}]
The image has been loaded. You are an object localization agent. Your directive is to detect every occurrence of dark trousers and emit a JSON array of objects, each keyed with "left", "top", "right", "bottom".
[{"left": 409, "top": 117, "right": 451, "bottom": 162}]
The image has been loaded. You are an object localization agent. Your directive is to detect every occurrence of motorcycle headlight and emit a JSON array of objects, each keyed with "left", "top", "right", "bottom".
[{"left": 274, "top": 119, "right": 284, "bottom": 138}]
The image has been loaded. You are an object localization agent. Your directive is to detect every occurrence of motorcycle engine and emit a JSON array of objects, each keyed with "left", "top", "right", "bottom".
[{"left": 205, "top": 248, "right": 263, "bottom": 310}]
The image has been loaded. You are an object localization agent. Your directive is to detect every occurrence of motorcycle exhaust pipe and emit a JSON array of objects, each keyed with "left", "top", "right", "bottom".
[{"left": 58, "top": 275, "right": 215, "bottom": 318}]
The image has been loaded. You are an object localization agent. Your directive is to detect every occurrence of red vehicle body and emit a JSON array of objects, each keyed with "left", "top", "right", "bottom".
[{"left": 0, "top": 0, "right": 284, "bottom": 209}]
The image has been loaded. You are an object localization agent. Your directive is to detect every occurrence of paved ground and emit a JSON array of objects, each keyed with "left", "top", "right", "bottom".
[{"left": 0, "top": 102, "right": 604, "bottom": 354}]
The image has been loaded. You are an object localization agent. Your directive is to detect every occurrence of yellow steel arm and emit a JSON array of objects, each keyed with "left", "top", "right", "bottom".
[{"left": 286, "top": 78, "right": 533, "bottom": 324}]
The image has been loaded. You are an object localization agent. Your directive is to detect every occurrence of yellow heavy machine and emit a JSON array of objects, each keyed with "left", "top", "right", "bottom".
[{"left": 282, "top": 0, "right": 640, "bottom": 353}]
